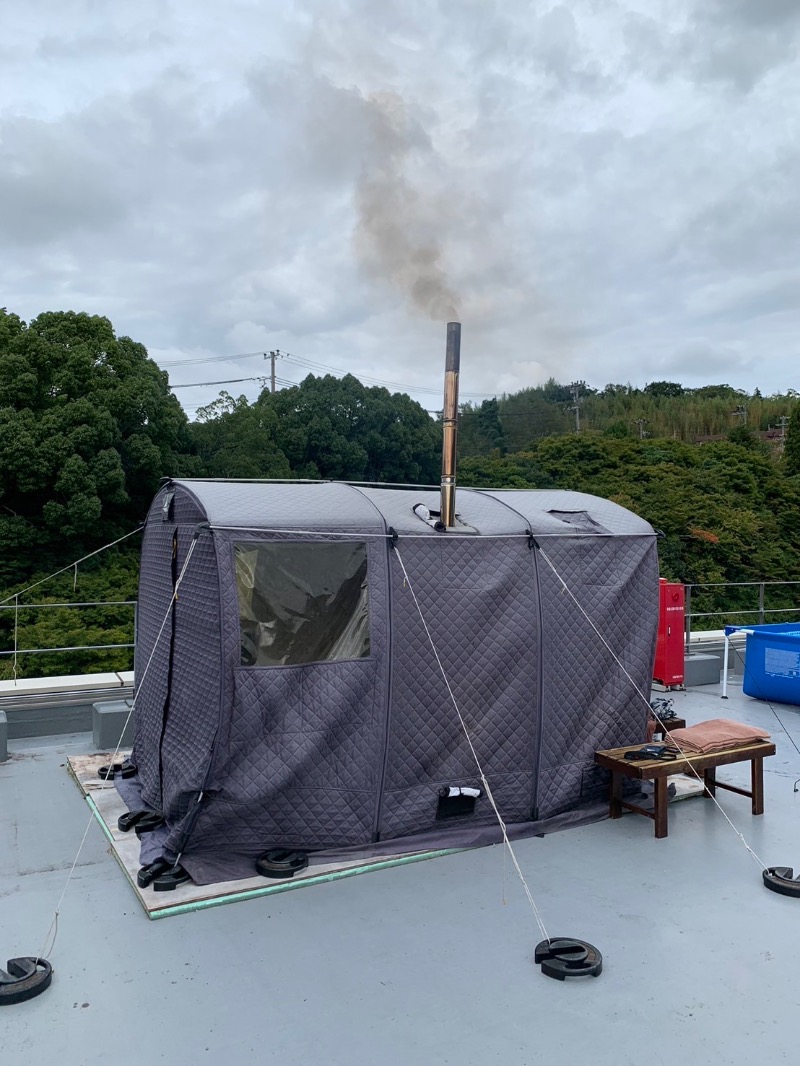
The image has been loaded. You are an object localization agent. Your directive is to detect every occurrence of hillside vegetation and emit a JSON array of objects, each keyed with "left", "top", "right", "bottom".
[{"left": 2, "top": 308, "right": 799, "bottom": 678}]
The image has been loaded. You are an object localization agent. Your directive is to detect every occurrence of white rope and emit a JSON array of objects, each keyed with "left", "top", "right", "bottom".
[
  {"left": 535, "top": 545, "right": 768, "bottom": 871},
  {"left": 392, "top": 547, "right": 551, "bottom": 943},
  {"left": 0, "top": 526, "right": 144, "bottom": 607},
  {"left": 36, "top": 818, "right": 93, "bottom": 961},
  {"left": 212, "top": 525, "right": 529, "bottom": 539},
  {"left": 210, "top": 524, "right": 656, "bottom": 541},
  {"left": 37, "top": 534, "right": 200, "bottom": 960}
]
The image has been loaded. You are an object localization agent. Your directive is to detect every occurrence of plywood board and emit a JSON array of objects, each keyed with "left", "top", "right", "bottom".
[{"left": 67, "top": 752, "right": 458, "bottom": 920}]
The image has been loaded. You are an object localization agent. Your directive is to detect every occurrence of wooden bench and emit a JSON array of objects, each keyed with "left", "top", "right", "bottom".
[
  {"left": 594, "top": 739, "right": 776, "bottom": 838},
  {"left": 650, "top": 715, "right": 686, "bottom": 740}
]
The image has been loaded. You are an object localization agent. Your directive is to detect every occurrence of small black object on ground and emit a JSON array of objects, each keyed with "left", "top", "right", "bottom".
[
  {"left": 98, "top": 760, "right": 136, "bottom": 781},
  {"left": 0, "top": 957, "right": 53, "bottom": 1005},
  {"left": 137, "top": 858, "right": 172, "bottom": 888},
  {"left": 534, "top": 939, "right": 603, "bottom": 980},
  {"left": 256, "top": 849, "right": 310, "bottom": 879},
  {"left": 118, "top": 809, "right": 164, "bottom": 834},
  {"left": 137, "top": 859, "right": 191, "bottom": 892},
  {"left": 133, "top": 812, "right": 166, "bottom": 837},
  {"left": 763, "top": 867, "right": 800, "bottom": 898},
  {"left": 152, "top": 865, "right": 191, "bottom": 892}
]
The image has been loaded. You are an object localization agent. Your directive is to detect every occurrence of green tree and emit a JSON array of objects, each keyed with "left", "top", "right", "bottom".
[
  {"left": 263, "top": 374, "right": 441, "bottom": 483},
  {"left": 786, "top": 406, "right": 800, "bottom": 475},
  {"left": 644, "top": 381, "right": 684, "bottom": 398},
  {"left": 191, "top": 392, "right": 292, "bottom": 478},
  {"left": 0, "top": 308, "right": 193, "bottom": 587},
  {"left": 459, "top": 398, "right": 507, "bottom": 457}
]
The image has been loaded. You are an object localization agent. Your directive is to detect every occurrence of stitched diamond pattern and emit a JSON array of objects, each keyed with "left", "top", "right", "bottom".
[
  {"left": 535, "top": 538, "right": 659, "bottom": 817},
  {"left": 134, "top": 482, "right": 659, "bottom": 865},
  {"left": 380, "top": 539, "right": 540, "bottom": 836}
]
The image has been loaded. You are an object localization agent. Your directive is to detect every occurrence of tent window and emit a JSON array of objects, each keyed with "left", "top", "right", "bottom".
[{"left": 234, "top": 541, "right": 371, "bottom": 667}]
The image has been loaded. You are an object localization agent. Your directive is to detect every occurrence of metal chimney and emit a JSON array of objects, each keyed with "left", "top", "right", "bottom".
[{"left": 440, "top": 321, "right": 461, "bottom": 528}]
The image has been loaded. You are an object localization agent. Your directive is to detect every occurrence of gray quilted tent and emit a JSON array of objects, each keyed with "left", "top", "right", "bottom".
[{"left": 131, "top": 479, "right": 659, "bottom": 883}]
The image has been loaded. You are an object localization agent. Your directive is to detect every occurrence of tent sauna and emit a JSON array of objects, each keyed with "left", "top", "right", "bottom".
[{"left": 129, "top": 477, "right": 659, "bottom": 884}]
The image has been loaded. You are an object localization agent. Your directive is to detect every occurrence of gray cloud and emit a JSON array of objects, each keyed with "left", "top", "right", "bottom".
[
  {"left": 624, "top": 0, "right": 800, "bottom": 93},
  {"left": 0, "top": 0, "right": 798, "bottom": 412},
  {"left": 37, "top": 28, "right": 171, "bottom": 60}
]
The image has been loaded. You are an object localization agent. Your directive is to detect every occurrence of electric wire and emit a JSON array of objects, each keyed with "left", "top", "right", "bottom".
[
  {"left": 392, "top": 546, "right": 551, "bottom": 943},
  {"left": 160, "top": 347, "right": 494, "bottom": 400},
  {"left": 170, "top": 377, "right": 267, "bottom": 390},
  {"left": 157, "top": 350, "right": 264, "bottom": 368}
]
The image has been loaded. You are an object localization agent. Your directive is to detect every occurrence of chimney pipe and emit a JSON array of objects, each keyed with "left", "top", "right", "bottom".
[{"left": 441, "top": 321, "right": 461, "bottom": 528}]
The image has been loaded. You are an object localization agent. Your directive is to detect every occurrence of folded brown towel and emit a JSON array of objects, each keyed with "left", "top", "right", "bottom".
[{"left": 664, "top": 718, "right": 771, "bottom": 754}]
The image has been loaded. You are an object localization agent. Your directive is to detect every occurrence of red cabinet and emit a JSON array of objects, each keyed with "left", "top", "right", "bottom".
[{"left": 653, "top": 578, "right": 685, "bottom": 687}]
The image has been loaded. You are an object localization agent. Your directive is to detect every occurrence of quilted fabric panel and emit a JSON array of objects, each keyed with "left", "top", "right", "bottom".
[
  {"left": 357, "top": 486, "right": 526, "bottom": 535},
  {"left": 174, "top": 786, "right": 376, "bottom": 855},
  {"left": 380, "top": 538, "right": 540, "bottom": 838},
  {"left": 158, "top": 531, "right": 223, "bottom": 819},
  {"left": 174, "top": 527, "right": 390, "bottom": 854},
  {"left": 534, "top": 537, "right": 659, "bottom": 818},
  {"left": 172, "top": 480, "right": 387, "bottom": 532},
  {"left": 133, "top": 484, "right": 210, "bottom": 804},
  {"left": 132, "top": 519, "right": 176, "bottom": 800},
  {"left": 380, "top": 772, "right": 533, "bottom": 840},
  {"left": 482, "top": 488, "right": 655, "bottom": 536}
]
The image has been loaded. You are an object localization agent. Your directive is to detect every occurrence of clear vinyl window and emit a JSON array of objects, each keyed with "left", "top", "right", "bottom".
[{"left": 234, "top": 541, "right": 370, "bottom": 667}]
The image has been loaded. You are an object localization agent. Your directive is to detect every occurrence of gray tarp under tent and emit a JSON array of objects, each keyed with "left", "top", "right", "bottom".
[{"left": 128, "top": 479, "right": 659, "bottom": 884}]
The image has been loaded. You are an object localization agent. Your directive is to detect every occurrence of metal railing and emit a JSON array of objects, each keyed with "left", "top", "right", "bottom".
[
  {"left": 684, "top": 581, "right": 800, "bottom": 649},
  {"left": 3, "top": 586, "right": 800, "bottom": 668}
]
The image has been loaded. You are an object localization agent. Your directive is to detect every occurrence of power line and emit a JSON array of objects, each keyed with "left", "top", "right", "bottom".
[
  {"left": 170, "top": 376, "right": 267, "bottom": 389},
  {"left": 160, "top": 346, "right": 495, "bottom": 400},
  {"left": 157, "top": 350, "right": 265, "bottom": 368},
  {"left": 283, "top": 351, "right": 492, "bottom": 398}
]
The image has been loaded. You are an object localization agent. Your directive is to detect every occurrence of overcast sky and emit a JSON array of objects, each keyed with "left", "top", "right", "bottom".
[{"left": 2, "top": 0, "right": 799, "bottom": 414}]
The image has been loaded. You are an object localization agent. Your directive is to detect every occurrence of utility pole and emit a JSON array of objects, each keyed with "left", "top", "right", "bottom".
[
  {"left": 264, "top": 350, "right": 281, "bottom": 394},
  {"left": 634, "top": 418, "right": 649, "bottom": 439},
  {"left": 569, "top": 381, "right": 586, "bottom": 433},
  {"left": 732, "top": 404, "right": 748, "bottom": 427}
]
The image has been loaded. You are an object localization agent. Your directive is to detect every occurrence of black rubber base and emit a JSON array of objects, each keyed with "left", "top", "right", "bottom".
[
  {"left": 133, "top": 812, "right": 166, "bottom": 838},
  {"left": 256, "top": 849, "right": 309, "bottom": 879},
  {"left": 152, "top": 865, "right": 191, "bottom": 892},
  {"left": 763, "top": 866, "right": 800, "bottom": 898},
  {"left": 0, "top": 958, "right": 53, "bottom": 1006},
  {"left": 137, "top": 858, "right": 172, "bottom": 889},
  {"left": 534, "top": 938, "right": 603, "bottom": 980},
  {"left": 137, "top": 859, "right": 191, "bottom": 892},
  {"left": 118, "top": 810, "right": 165, "bottom": 834},
  {"left": 98, "top": 760, "right": 137, "bottom": 781}
]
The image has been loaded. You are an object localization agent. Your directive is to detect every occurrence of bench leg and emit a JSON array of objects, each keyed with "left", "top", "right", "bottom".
[
  {"left": 654, "top": 778, "right": 668, "bottom": 839},
  {"left": 751, "top": 758, "right": 765, "bottom": 815},
  {"left": 610, "top": 772, "right": 623, "bottom": 819},
  {"left": 703, "top": 768, "right": 716, "bottom": 798}
]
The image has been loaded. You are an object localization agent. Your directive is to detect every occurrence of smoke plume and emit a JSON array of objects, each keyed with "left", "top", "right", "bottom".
[{"left": 353, "top": 90, "right": 460, "bottom": 322}]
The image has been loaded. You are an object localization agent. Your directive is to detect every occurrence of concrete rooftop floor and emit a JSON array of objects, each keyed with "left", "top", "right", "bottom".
[{"left": 2, "top": 677, "right": 800, "bottom": 1065}]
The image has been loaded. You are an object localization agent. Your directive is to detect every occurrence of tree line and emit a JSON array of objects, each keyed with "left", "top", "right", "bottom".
[
  {"left": 1, "top": 308, "right": 799, "bottom": 678},
  {"left": 459, "top": 380, "right": 798, "bottom": 456}
]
